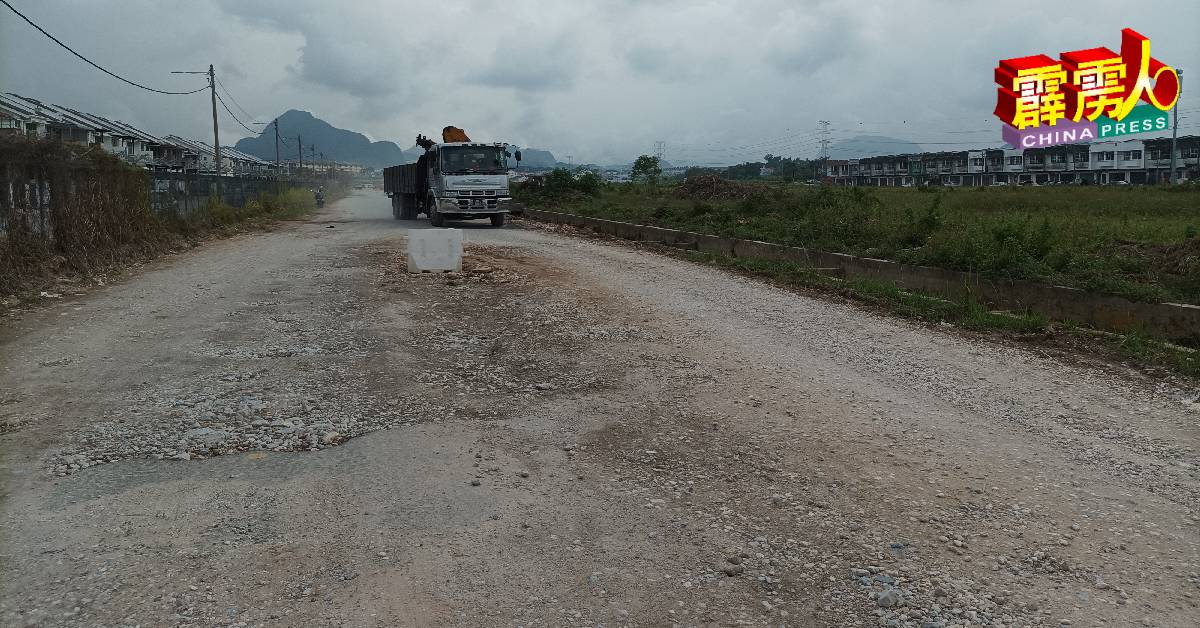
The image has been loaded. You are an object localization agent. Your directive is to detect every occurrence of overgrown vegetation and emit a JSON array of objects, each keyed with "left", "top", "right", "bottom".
[
  {"left": 517, "top": 177, "right": 1200, "bottom": 304},
  {"left": 1106, "top": 329, "right": 1200, "bottom": 378},
  {"left": 680, "top": 249, "right": 1197, "bottom": 378},
  {"left": 714, "top": 154, "right": 821, "bottom": 181},
  {"left": 1, "top": 136, "right": 333, "bottom": 299},
  {"left": 516, "top": 168, "right": 604, "bottom": 206},
  {"left": 692, "top": 252, "right": 1049, "bottom": 332},
  {"left": 163, "top": 187, "right": 320, "bottom": 237}
]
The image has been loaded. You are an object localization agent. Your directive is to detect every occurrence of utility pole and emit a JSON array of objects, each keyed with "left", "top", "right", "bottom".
[
  {"left": 208, "top": 64, "right": 220, "bottom": 178},
  {"left": 272, "top": 120, "right": 282, "bottom": 190},
  {"left": 1170, "top": 68, "right": 1182, "bottom": 185},
  {"left": 171, "top": 66, "right": 220, "bottom": 181},
  {"left": 297, "top": 133, "right": 303, "bottom": 177}
]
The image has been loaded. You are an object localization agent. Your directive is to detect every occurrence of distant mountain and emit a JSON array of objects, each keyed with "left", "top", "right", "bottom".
[
  {"left": 394, "top": 144, "right": 424, "bottom": 164},
  {"left": 828, "top": 135, "right": 922, "bottom": 159},
  {"left": 234, "top": 110, "right": 406, "bottom": 168},
  {"left": 510, "top": 147, "right": 558, "bottom": 169}
]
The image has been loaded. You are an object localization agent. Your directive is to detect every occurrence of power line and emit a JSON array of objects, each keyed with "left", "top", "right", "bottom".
[
  {"left": 674, "top": 122, "right": 998, "bottom": 160},
  {"left": 830, "top": 121, "right": 996, "bottom": 135},
  {"left": 215, "top": 76, "right": 256, "bottom": 121},
  {"left": 675, "top": 133, "right": 825, "bottom": 155},
  {"left": 676, "top": 129, "right": 823, "bottom": 153},
  {"left": 844, "top": 139, "right": 1000, "bottom": 146},
  {"left": 677, "top": 127, "right": 821, "bottom": 150},
  {"left": 0, "top": 0, "right": 208, "bottom": 95},
  {"left": 677, "top": 136, "right": 827, "bottom": 158},
  {"left": 214, "top": 91, "right": 262, "bottom": 135},
  {"left": 673, "top": 141, "right": 831, "bottom": 165}
]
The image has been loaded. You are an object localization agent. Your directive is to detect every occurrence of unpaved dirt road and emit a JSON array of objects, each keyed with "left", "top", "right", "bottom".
[{"left": 1, "top": 192, "right": 1197, "bottom": 628}]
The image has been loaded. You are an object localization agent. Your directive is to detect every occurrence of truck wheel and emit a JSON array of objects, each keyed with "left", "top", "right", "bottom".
[
  {"left": 428, "top": 197, "right": 446, "bottom": 227},
  {"left": 490, "top": 213, "right": 506, "bottom": 227},
  {"left": 399, "top": 194, "right": 418, "bottom": 220}
]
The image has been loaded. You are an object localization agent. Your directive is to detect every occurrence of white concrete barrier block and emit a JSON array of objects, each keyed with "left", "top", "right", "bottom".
[{"left": 407, "top": 228, "right": 463, "bottom": 273}]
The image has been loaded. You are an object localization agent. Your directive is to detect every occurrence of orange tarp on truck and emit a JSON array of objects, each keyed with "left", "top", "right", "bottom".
[{"left": 442, "top": 126, "right": 470, "bottom": 143}]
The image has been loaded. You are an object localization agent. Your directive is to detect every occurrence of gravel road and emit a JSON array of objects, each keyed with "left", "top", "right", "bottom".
[{"left": 1, "top": 191, "right": 1197, "bottom": 627}]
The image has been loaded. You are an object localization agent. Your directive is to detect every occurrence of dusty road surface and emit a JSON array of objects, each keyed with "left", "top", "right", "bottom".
[{"left": 1, "top": 191, "right": 1198, "bottom": 627}]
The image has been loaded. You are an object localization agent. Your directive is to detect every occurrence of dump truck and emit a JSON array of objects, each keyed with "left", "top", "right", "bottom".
[{"left": 383, "top": 127, "right": 521, "bottom": 228}]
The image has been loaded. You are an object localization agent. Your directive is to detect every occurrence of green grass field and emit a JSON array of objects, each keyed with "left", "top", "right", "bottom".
[{"left": 518, "top": 178, "right": 1200, "bottom": 304}]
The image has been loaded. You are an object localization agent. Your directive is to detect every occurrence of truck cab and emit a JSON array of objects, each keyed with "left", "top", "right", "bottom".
[{"left": 384, "top": 142, "right": 520, "bottom": 227}]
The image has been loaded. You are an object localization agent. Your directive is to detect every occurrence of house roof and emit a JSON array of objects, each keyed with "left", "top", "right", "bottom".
[
  {"left": 163, "top": 135, "right": 269, "bottom": 164},
  {"left": 1, "top": 92, "right": 167, "bottom": 145},
  {"left": 70, "top": 108, "right": 163, "bottom": 144},
  {"left": 5, "top": 94, "right": 104, "bottom": 131},
  {"left": 0, "top": 93, "right": 55, "bottom": 122}
]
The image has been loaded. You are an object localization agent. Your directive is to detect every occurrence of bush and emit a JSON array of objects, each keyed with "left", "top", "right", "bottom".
[
  {"left": 574, "top": 170, "right": 602, "bottom": 196},
  {"left": 1, "top": 136, "right": 160, "bottom": 294},
  {"left": 523, "top": 168, "right": 603, "bottom": 205},
  {"left": 1, "top": 136, "right": 328, "bottom": 298}
]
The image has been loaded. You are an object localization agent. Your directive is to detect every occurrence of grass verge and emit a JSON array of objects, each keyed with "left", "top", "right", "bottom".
[
  {"left": 1, "top": 184, "right": 340, "bottom": 311},
  {"left": 670, "top": 247, "right": 1197, "bottom": 379},
  {"left": 516, "top": 179, "right": 1200, "bottom": 305}
]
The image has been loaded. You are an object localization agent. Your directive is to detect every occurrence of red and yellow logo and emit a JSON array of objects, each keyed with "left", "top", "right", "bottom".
[{"left": 995, "top": 28, "right": 1179, "bottom": 131}]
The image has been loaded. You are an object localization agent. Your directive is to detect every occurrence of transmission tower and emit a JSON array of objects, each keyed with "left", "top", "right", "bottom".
[
  {"left": 818, "top": 121, "right": 832, "bottom": 181},
  {"left": 653, "top": 141, "right": 666, "bottom": 162},
  {"left": 818, "top": 121, "right": 832, "bottom": 160}
]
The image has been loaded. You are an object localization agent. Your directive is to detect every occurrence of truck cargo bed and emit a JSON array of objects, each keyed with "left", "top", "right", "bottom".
[{"left": 383, "top": 162, "right": 422, "bottom": 196}]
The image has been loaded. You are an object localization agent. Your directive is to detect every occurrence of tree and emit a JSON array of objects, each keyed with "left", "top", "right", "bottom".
[
  {"left": 723, "top": 161, "right": 763, "bottom": 180},
  {"left": 763, "top": 154, "right": 819, "bottom": 180},
  {"left": 631, "top": 154, "right": 662, "bottom": 184}
]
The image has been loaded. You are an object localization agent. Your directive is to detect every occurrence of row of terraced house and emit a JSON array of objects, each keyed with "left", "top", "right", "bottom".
[
  {"left": 823, "top": 135, "right": 1200, "bottom": 187},
  {"left": 0, "top": 92, "right": 363, "bottom": 178}
]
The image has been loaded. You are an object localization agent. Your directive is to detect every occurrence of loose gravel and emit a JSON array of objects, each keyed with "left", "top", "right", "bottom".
[{"left": 1, "top": 193, "right": 1196, "bottom": 627}]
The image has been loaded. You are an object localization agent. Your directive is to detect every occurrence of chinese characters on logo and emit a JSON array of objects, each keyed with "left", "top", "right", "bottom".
[{"left": 995, "top": 28, "right": 1179, "bottom": 131}]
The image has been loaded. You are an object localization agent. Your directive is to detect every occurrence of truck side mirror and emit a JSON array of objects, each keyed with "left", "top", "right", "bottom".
[{"left": 515, "top": 150, "right": 522, "bottom": 162}]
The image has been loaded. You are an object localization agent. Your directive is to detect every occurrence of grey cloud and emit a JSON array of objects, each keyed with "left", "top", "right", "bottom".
[
  {"left": 468, "top": 39, "right": 577, "bottom": 92},
  {"left": 216, "top": 1, "right": 406, "bottom": 100},
  {"left": 765, "top": 10, "right": 863, "bottom": 76},
  {"left": 2, "top": 1, "right": 1197, "bottom": 165},
  {"left": 291, "top": 35, "right": 401, "bottom": 99},
  {"left": 625, "top": 45, "right": 706, "bottom": 83}
]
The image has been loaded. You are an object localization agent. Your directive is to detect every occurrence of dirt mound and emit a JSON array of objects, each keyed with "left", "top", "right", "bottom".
[
  {"left": 1148, "top": 237, "right": 1200, "bottom": 277},
  {"left": 1114, "top": 237, "right": 1200, "bottom": 279},
  {"left": 676, "top": 174, "right": 757, "bottom": 200}
]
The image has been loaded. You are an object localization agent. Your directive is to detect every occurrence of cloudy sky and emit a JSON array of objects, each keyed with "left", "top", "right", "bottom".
[{"left": 2, "top": 0, "right": 1198, "bottom": 164}]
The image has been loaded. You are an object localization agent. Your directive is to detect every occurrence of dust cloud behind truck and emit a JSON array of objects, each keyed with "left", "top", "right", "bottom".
[{"left": 383, "top": 127, "right": 521, "bottom": 228}]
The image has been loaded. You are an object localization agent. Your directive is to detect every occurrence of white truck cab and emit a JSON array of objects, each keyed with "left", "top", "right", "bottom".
[{"left": 384, "top": 142, "right": 521, "bottom": 228}]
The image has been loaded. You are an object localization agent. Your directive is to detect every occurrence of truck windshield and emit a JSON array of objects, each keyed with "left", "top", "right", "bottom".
[{"left": 439, "top": 146, "right": 507, "bottom": 174}]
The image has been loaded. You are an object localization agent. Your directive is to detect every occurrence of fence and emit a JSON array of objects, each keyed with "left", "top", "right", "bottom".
[
  {"left": 0, "top": 136, "right": 317, "bottom": 294},
  {"left": 1, "top": 139, "right": 158, "bottom": 291},
  {"left": 148, "top": 173, "right": 301, "bottom": 220}
]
